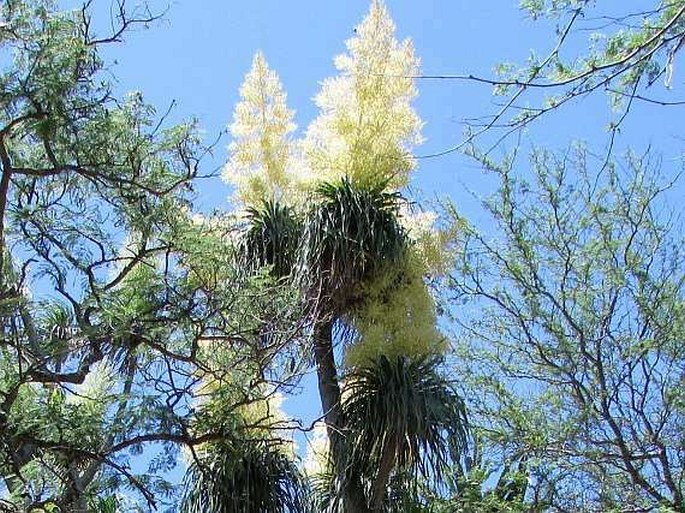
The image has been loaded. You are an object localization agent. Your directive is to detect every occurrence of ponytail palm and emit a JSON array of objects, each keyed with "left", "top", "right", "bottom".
[
  {"left": 181, "top": 442, "right": 307, "bottom": 513},
  {"left": 243, "top": 200, "right": 301, "bottom": 278},
  {"left": 219, "top": 4, "right": 469, "bottom": 511},
  {"left": 343, "top": 355, "right": 469, "bottom": 511},
  {"left": 302, "top": 177, "right": 406, "bottom": 311}
]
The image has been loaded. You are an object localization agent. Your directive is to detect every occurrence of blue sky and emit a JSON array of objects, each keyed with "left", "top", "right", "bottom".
[
  {"left": 81, "top": 0, "right": 683, "bottom": 219},
  {"left": 66, "top": 0, "right": 684, "bottom": 482}
]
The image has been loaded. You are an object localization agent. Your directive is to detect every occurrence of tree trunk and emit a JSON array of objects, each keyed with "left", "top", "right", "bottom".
[
  {"left": 313, "top": 319, "right": 370, "bottom": 513},
  {"left": 370, "top": 437, "right": 397, "bottom": 511}
]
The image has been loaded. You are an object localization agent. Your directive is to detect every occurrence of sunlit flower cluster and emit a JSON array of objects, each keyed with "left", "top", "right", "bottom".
[
  {"left": 304, "top": 0, "right": 422, "bottom": 188},
  {"left": 223, "top": 0, "right": 456, "bottom": 368},
  {"left": 345, "top": 256, "right": 447, "bottom": 367},
  {"left": 222, "top": 51, "right": 298, "bottom": 206},
  {"left": 399, "top": 202, "right": 461, "bottom": 277}
]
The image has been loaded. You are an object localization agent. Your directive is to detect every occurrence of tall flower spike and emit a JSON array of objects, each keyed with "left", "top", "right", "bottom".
[
  {"left": 304, "top": 0, "right": 422, "bottom": 190},
  {"left": 223, "top": 51, "right": 296, "bottom": 206}
]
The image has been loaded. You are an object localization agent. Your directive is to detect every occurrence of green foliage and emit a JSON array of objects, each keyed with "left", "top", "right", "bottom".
[
  {"left": 479, "top": 1, "right": 685, "bottom": 145},
  {"left": 343, "top": 355, "right": 469, "bottom": 509},
  {"left": 89, "top": 495, "right": 120, "bottom": 513},
  {"left": 243, "top": 200, "right": 301, "bottom": 278},
  {"left": 302, "top": 177, "right": 407, "bottom": 311},
  {"left": 181, "top": 442, "right": 308, "bottom": 513},
  {"left": 448, "top": 146, "right": 685, "bottom": 511},
  {"left": 0, "top": 1, "right": 306, "bottom": 510}
]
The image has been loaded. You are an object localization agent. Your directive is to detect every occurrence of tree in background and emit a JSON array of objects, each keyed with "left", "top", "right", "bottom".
[
  {"left": 435, "top": 2, "right": 685, "bottom": 511},
  {"left": 447, "top": 146, "right": 684, "bottom": 512},
  {"left": 0, "top": 1, "right": 306, "bottom": 511},
  {"left": 426, "top": 1, "right": 685, "bottom": 155}
]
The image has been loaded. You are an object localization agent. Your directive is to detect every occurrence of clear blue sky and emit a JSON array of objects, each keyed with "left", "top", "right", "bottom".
[
  {"left": 66, "top": 0, "right": 684, "bottom": 476},
  {"left": 80, "top": 0, "right": 684, "bottom": 218}
]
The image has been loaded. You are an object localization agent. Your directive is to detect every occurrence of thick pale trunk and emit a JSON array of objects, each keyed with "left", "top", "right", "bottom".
[{"left": 313, "top": 319, "right": 370, "bottom": 513}]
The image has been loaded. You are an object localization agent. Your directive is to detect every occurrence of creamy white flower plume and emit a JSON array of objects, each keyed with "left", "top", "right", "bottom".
[
  {"left": 304, "top": 0, "right": 422, "bottom": 189},
  {"left": 223, "top": 51, "right": 297, "bottom": 205}
]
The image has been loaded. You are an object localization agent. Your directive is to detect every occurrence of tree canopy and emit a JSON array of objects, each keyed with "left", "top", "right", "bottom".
[
  {"left": 0, "top": 1, "right": 306, "bottom": 510},
  {"left": 448, "top": 147, "right": 684, "bottom": 512}
]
